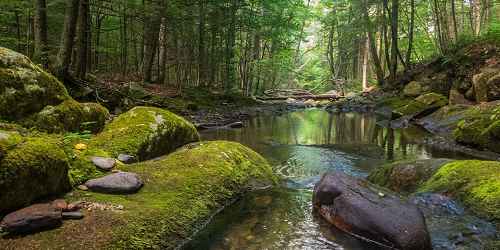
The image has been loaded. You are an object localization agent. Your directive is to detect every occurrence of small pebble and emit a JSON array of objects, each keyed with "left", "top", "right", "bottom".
[{"left": 78, "top": 185, "right": 88, "bottom": 191}]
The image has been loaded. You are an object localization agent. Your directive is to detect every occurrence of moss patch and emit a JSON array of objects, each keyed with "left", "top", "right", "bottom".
[
  {"left": 0, "top": 134, "right": 71, "bottom": 214},
  {"left": 0, "top": 141, "right": 277, "bottom": 249},
  {"left": 89, "top": 106, "right": 199, "bottom": 160},
  {"left": 0, "top": 47, "right": 70, "bottom": 120},
  {"left": 452, "top": 101, "right": 500, "bottom": 153},
  {"left": 393, "top": 93, "right": 448, "bottom": 117},
  {"left": 24, "top": 100, "right": 110, "bottom": 134},
  {"left": 419, "top": 160, "right": 500, "bottom": 222}
]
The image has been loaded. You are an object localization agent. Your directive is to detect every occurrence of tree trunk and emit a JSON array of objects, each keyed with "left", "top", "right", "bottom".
[
  {"left": 405, "top": 0, "right": 414, "bottom": 66},
  {"left": 76, "top": 0, "right": 89, "bottom": 79},
  {"left": 363, "top": 0, "right": 385, "bottom": 85},
  {"left": 56, "top": 0, "right": 80, "bottom": 79},
  {"left": 390, "top": 0, "right": 399, "bottom": 81},
  {"left": 34, "top": 0, "right": 49, "bottom": 69}
]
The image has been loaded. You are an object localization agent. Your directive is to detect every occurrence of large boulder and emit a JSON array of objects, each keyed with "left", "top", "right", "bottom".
[
  {"left": 416, "top": 105, "right": 470, "bottom": 136},
  {"left": 452, "top": 101, "right": 500, "bottom": 153},
  {"left": 0, "top": 141, "right": 276, "bottom": 249},
  {"left": 367, "top": 159, "right": 452, "bottom": 193},
  {"left": 419, "top": 160, "right": 500, "bottom": 222},
  {"left": 313, "top": 171, "right": 431, "bottom": 250},
  {"left": 0, "top": 47, "right": 70, "bottom": 120},
  {"left": 0, "top": 134, "right": 71, "bottom": 214},
  {"left": 0, "top": 202, "right": 63, "bottom": 234},
  {"left": 25, "top": 99, "right": 110, "bottom": 133},
  {"left": 89, "top": 106, "right": 199, "bottom": 160},
  {"left": 393, "top": 92, "right": 447, "bottom": 118},
  {"left": 472, "top": 68, "right": 499, "bottom": 102}
]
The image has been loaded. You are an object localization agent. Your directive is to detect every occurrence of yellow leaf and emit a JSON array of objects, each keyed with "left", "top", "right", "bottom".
[{"left": 75, "top": 143, "right": 87, "bottom": 150}]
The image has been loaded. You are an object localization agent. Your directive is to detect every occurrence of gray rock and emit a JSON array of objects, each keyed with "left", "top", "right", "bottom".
[
  {"left": 62, "top": 212, "right": 84, "bottom": 220},
  {"left": 117, "top": 154, "right": 136, "bottom": 164},
  {"left": 0, "top": 203, "right": 62, "bottom": 234},
  {"left": 91, "top": 156, "right": 116, "bottom": 171},
  {"left": 85, "top": 172, "right": 143, "bottom": 194}
]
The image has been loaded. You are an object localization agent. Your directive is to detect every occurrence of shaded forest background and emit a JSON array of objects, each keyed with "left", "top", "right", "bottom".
[{"left": 0, "top": 0, "right": 499, "bottom": 96}]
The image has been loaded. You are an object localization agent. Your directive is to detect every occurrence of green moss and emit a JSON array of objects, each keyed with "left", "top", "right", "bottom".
[
  {"left": 453, "top": 102, "right": 500, "bottom": 152},
  {"left": 89, "top": 106, "right": 200, "bottom": 160},
  {"left": 24, "top": 99, "right": 110, "bottom": 133},
  {"left": 377, "top": 96, "right": 412, "bottom": 110},
  {"left": 0, "top": 47, "right": 70, "bottom": 120},
  {"left": 0, "top": 134, "right": 71, "bottom": 214},
  {"left": 393, "top": 93, "right": 447, "bottom": 117},
  {"left": 419, "top": 160, "right": 500, "bottom": 222},
  {"left": 3, "top": 141, "right": 275, "bottom": 249}
]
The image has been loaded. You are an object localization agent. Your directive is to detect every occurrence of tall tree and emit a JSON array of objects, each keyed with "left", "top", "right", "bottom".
[
  {"left": 34, "top": 0, "right": 49, "bottom": 69},
  {"left": 56, "top": 0, "right": 80, "bottom": 79}
]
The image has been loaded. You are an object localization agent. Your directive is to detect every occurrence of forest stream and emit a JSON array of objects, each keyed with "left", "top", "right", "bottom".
[{"left": 184, "top": 109, "right": 498, "bottom": 250}]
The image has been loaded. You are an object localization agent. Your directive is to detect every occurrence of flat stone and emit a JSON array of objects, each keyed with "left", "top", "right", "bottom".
[
  {"left": 85, "top": 172, "right": 143, "bottom": 194},
  {"left": 77, "top": 185, "right": 88, "bottom": 191},
  {"left": 62, "top": 212, "right": 84, "bottom": 220},
  {"left": 117, "top": 154, "right": 136, "bottom": 164},
  {"left": 91, "top": 156, "right": 116, "bottom": 171},
  {"left": 0, "top": 203, "right": 62, "bottom": 234}
]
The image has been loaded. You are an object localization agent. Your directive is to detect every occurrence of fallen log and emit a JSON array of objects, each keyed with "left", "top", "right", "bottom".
[{"left": 256, "top": 94, "right": 342, "bottom": 101}]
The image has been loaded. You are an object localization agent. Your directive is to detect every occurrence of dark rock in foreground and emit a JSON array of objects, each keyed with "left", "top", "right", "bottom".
[
  {"left": 0, "top": 203, "right": 62, "bottom": 234},
  {"left": 313, "top": 171, "right": 431, "bottom": 250},
  {"left": 85, "top": 172, "right": 143, "bottom": 194}
]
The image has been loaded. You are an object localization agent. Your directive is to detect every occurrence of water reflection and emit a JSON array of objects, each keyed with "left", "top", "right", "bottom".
[{"left": 189, "top": 109, "right": 466, "bottom": 250}]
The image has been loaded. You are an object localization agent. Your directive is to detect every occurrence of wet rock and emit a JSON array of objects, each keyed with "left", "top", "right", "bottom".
[
  {"left": 85, "top": 172, "right": 143, "bottom": 194},
  {"left": 313, "top": 171, "right": 431, "bottom": 250},
  {"left": 117, "top": 154, "right": 136, "bottom": 164},
  {"left": 411, "top": 193, "right": 498, "bottom": 250},
  {"left": 91, "top": 156, "right": 116, "bottom": 171},
  {"left": 368, "top": 159, "right": 452, "bottom": 193},
  {"left": 0, "top": 203, "right": 62, "bottom": 234},
  {"left": 403, "top": 81, "right": 423, "bottom": 97},
  {"left": 227, "top": 121, "right": 244, "bottom": 129},
  {"left": 449, "top": 88, "right": 475, "bottom": 105},
  {"left": 62, "top": 212, "right": 84, "bottom": 220},
  {"left": 416, "top": 105, "right": 469, "bottom": 136}
]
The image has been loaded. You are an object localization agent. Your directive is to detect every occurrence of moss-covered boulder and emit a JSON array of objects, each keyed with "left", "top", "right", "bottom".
[
  {"left": 417, "top": 105, "right": 470, "bottom": 136},
  {"left": 25, "top": 100, "right": 110, "bottom": 133},
  {"left": 367, "top": 158, "right": 452, "bottom": 193},
  {"left": 89, "top": 106, "right": 199, "bottom": 160},
  {"left": 0, "top": 133, "right": 71, "bottom": 215},
  {"left": 0, "top": 141, "right": 277, "bottom": 249},
  {"left": 453, "top": 101, "right": 500, "bottom": 153},
  {"left": 0, "top": 47, "right": 70, "bottom": 120},
  {"left": 393, "top": 93, "right": 448, "bottom": 118},
  {"left": 403, "top": 81, "right": 423, "bottom": 97},
  {"left": 472, "top": 68, "right": 500, "bottom": 102},
  {"left": 419, "top": 160, "right": 500, "bottom": 222}
]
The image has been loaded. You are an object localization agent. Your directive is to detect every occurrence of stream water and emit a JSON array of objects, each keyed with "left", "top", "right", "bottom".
[{"left": 184, "top": 109, "right": 498, "bottom": 250}]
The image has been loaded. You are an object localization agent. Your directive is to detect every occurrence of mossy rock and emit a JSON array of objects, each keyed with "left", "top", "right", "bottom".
[
  {"left": 393, "top": 93, "right": 447, "bottom": 117},
  {"left": 452, "top": 101, "right": 500, "bottom": 153},
  {"left": 89, "top": 106, "right": 200, "bottom": 160},
  {"left": 419, "top": 160, "right": 500, "bottom": 222},
  {"left": 0, "top": 141, "right": 277, "bottom": 249},
  {"left": 367, "top": 158, "right": 452, "bottom": 193},
  {"left": 417, "top": 105, "right": 470, "bottom": 136},
  {"left": 0, "top": 47, "right": 70, "bottom": 120},
  {"left": 25, "top": 100, "right": 110, "bottom": 133},
  {"left": 0, "top": 134, "right": 71, "bottom": 215},
  {"left": 403, "top": 81, "right": 423, "bottom": 97}
]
